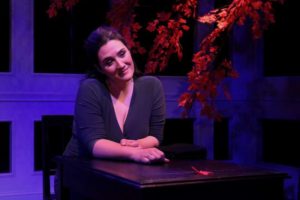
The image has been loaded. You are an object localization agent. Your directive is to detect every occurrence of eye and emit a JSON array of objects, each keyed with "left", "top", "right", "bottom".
[
  {"left": 103, "top": 58, "right": 114, "bottom": 67},
  {"left": 118, "top": 49, "right": 126, "bottom": 57}
]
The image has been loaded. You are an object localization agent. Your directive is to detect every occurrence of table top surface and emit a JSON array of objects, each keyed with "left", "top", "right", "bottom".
[{"left": 57, "top": 157, "right": 288, "bottom": 186}]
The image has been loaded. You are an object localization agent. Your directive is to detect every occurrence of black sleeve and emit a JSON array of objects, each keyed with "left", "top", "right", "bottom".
[
  {"left": 149, "top": 78, "right": 166, "bottom": 143},
  {"left": 74, "top": 80, "right": 107, "bottom": 155}
]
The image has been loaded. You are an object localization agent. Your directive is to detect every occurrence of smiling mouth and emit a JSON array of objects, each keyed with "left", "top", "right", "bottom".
[
  {"left": 118, "top": 70, "right": 127, "bottom": 77},
  {"left": 119, "top": 66, "right": 129, "bottom": 76}
]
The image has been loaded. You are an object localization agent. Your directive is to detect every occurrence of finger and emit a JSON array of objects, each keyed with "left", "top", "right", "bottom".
[
  {"left": 149, "top": 151, "right": 162, "bottom": 159},
  {"left": 147, "top": 153, "right": 156, "bottom": 160},
  {"left": 128, "top": 140, "right": 139, "bottom": 147},
  {"left": 120, "top": 139, "right": 127, "bottom": 146},
  {"left": 151, "top": 149, "right": 165, "bottom": 159},
  {"left": 142, "top": 157, "right": 151, "bottom": 164}
]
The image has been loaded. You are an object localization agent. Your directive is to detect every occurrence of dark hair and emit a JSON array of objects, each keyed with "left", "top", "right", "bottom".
[{"left": 84, "top": 26, "right": 142, "bottom": 81}]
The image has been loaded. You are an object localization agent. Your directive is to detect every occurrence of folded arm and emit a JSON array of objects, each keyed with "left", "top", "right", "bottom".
[{"left": 92, "top": 138, "right": 168, "bottom": 164}]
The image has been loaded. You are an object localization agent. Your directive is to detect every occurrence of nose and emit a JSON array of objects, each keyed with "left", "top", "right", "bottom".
[{"left": 115, "top": 58, "right": 125, "bottom": 69}]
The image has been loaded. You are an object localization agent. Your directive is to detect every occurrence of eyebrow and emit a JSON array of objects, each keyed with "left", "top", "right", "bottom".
[{"left": 117, "top": 48, "right": 126, "bottom": 54}]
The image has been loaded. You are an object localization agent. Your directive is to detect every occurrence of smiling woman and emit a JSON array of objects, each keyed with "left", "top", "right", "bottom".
[
  {"left": 97, "top": 39, "right": 135, "bottom": 133},
  {"left": 98, "top": 40, "right": 135, "bottom": 83},
  {"left": 63, "top": 26, "right": 168, "bottom": 164},
  {"left": 57, "top": 26, "right": 169, "bottom": 199}
]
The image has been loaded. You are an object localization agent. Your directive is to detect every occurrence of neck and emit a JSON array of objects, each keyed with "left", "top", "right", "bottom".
[{"left": 107, "top": 79, "right": 134, "bottom": 99}]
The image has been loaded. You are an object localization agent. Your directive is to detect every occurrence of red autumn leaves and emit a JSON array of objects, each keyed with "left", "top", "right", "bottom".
[{"left": 47, "top": 0, "right": 283, "bottom": 119}]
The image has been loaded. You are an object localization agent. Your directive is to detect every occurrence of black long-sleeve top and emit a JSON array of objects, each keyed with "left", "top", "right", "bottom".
[{"left": 63, "top": 76, "right": 166, "bottom": 157}]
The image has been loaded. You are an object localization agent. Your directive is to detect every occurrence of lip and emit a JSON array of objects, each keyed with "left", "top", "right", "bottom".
[
  {"left": 118, "top": 66, "right": 129, "bottom": 76},
  {"left": 122, "top": 67, "right": 128, "bottom": 73}
]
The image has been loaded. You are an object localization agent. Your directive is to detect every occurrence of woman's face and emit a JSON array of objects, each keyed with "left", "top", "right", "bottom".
[{"left": 97, "top": 39, "right": 134, "bottom": 83}]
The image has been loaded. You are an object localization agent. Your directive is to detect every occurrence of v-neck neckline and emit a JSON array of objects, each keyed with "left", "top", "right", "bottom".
[{"left": 109, "top": 82, "right": 135, "bottom": 135}]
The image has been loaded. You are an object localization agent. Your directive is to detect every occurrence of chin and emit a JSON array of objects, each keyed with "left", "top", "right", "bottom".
[
  {"left": 120, "top": 72, "right": 134, "bottom": 81},
  {"left": 122, "top": 76, "right": 134, "bottom": 82}
]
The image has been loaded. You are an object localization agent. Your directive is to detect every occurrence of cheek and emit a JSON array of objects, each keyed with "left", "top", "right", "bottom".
[
  {"left": 124, "top": 54, "right": 133, "bottom": 62},
  {"left": 101, "top": 66, "right": 116, "bottom": 75}
]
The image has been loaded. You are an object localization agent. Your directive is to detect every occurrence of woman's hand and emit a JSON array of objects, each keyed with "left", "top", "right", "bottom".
[
  {"left": 120, "top": 136, "right": 159, "bottom": 149},
  {"left": 120, "top": 139, "right": 141, "bottom": 148},
  {"left": 120, "top": 138, "right": 169, "bottom": 164},
  {"left": 92, "top": 139, "right": 169, "bottom": 164},
  {"left": 130, "top": 147, "right": 169, "bottom": 164}
]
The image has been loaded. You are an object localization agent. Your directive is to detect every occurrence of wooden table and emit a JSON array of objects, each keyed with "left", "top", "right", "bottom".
[{"left": 56, "top": 157, "right": 288, "bottom": 200}]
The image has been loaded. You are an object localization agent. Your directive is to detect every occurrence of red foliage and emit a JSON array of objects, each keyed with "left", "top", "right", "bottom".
[
  {"left": 106, "top": 0, "right": 146, "bottom": 55},
  {"left": 178, "top": 0, "right": 283, "bottom": 118},
  {"left": 47, "top": 0, "right": 79, "bottom": 17},
  {"left": 47, "top": 0, "right": 284, "bottom": 119},
  {"left": 144, "top": 0, "right": 197, "bottom": 73}
]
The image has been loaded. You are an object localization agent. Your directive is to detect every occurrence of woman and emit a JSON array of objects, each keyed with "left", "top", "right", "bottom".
[{"left": 63, "top": 26, "right": 168, "bottom": 164}]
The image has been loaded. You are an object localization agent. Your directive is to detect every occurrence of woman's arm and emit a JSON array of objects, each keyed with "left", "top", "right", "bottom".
[
  {"left": 92, "top": 138, "right": 167, "bottom": 163},
  {"left": 148, "top": 77, "right": 166, "bottom": 143},
  {"left": 120, "top": 136, "right": 159, "bottom": 148},
  {"left": 76, "top": 79, "right": 168, "bottom": 163}
]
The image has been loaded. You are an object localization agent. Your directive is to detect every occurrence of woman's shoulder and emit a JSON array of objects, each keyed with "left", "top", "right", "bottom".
[
  {"left": 78, "top": 78, "right": 107, "bottom": 96},
  {"left": 136, "top": 75, "right": 162, "bottom": 86},
  {"left": 80, "top": 78, "right": 106, "bottom": 89},
  {"left": 135, "top": 76, "right": 163, "bottom": 96}
]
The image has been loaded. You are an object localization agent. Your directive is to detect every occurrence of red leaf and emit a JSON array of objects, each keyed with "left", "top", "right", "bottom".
[
  {"left": 181, "top": 25, "right": 190, "bottom": 31},
  {"left": 47, "top": 6, "right": 57, "bottom": 18},
  {"left": 252, "top": 1, "right": 262, "bottom": 10},
  {"left": 192, "top": 166, "right": 214, "bottom": 176},
  {"left": 157, "top": 12, "right": 171, "bottom": 22},
  {"left": 197, "top": 15, "right": 217, "bottom": 24}
]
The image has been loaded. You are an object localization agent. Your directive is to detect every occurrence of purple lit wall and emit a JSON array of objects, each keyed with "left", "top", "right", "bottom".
[
  {"left": 0, "top": 1, "right": 193, "bottom": 199},
  {"left": 0, "top": 1, "right": 79, "bottom": 199}
]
